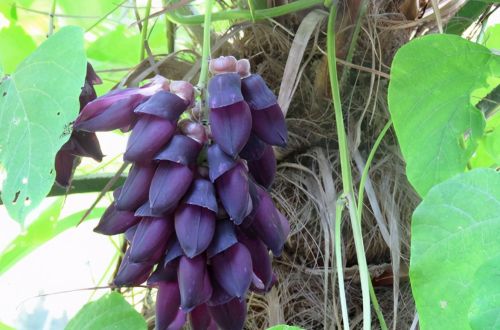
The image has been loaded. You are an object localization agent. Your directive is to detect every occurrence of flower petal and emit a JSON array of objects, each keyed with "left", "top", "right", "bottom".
[
  {"left": 124, "top": 115, "right": 176, "bottom": 162},
  {"left": 208, "top": 298, "right": 246, "bottom": 330},
  {"left": 211, "top": 243, "right": 252, "bottom": 298},
  {"left": 129, "top": 216, "right": 174, "bottom": 263},
  {"left": 114, "top": 250, "right": 153, "bottom": 286},
  {"left": 248, "top": 144, "right": 276, "bottom": 189},
  {"left": 149, "top": 162, "right": 194, "bottom": 214},
  {"left": 189, "top": 304, "right": 213, "bottom": 330},
  {"left": 154, "top": 134, "right": 202, "bottom": 165},
  {"left": 94, "top": 203, "right": 140, "bottom": 235},
  {"left": 251, "top": 104, "right": 288, "bottom": 147},
  {"left": 134, "top": 91, "right": 188, "bottom": 120},
  {"left": 155, "top": 281, "right": 181, "bottom": 330},
  {"left": 175, "top": 204, "right": 216, "bottom": 258},
  {"left": 208, "top": 73, "right": 243, "bottom": 108},
  {"left": 54, "top": 150, "right": 77, "bottom": 187},
  {"left": 183, "top": 179, "right": 218, "bottom": 212},
  {"left": 241, "top": 74, "right": 277, "bottom": 110},
  {"left": 239, "top": 133, "right": 266, "bottom": 161},
  {"left": 116, "top": 163, "right": 156, "bottom": 211},
  {"left": 237, "top": 231, "right": 273, "bottom": 292},
  {"left": 209, "top": 101, "right": 252, "bottom": 157},
  {"left": 207, "top": 219, "right": 238, "bottom": 258},
  {"left": 215, "top": 162, "right": 251, "bottom": 224},
  {"left": 207, "top": 143, "right": 237, "bottom": 182},
  {"left": 178, "top": 255, "right": 213, "bottom": 312}
]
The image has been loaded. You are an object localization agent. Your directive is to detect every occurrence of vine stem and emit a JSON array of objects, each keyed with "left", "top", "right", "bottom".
[
  {"left": 164, "top": 0, "right": 322, "bottom": 25},
  {"left": 197, "top": 0, "right": 214, "bottom": 91},
  {"left": 140, "top": 0, "right": 153, "bottom": 61},
  {"left": 327, "top": 4, "right": 371, "bottom": 329},
  {"left": 48, "top": 0, "right": 57, "bottom": 36}
]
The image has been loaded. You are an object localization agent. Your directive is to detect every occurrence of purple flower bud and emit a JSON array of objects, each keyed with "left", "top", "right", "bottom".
[
  {"left": 75, "top": 92, "right": 142, "bottom": 132},
  {"left": 207, "top": 267, "right": 235, "bottom": 307},
  {"left": 75, "top": 76, "right": 168, "bottom": 132},
  {"left": 241, "top": 74, "right": 277, "bottom": 110},
  {"left": 54, "top": 150, "right": 77, "bottom": 187},
  {"left": 116, "top": 163, "right": 156, "bottom": 211},
  {"left": 250, "top": 187, "right": 288, "bottom": 256},
  {"left": 135, "top": 202, "right": 165, "bottom": 218},
  {"left": 207, "top": 144, "right": 237, "bottom": 182},
  {"left": 155, "top": 281, "right": 181, "bottom": 330},
  {"left": 175, "top": 204, "right": 216, "bottom": 258},
  {"left": 129, "top": 216, "right": 174, "bottom": 263},
  {"left": 251, "top": 104, "right": 288, "bottom": 147},
  {"left": 215, "top": 162, "right": 252, "bottom": 224},
  {"left": 124, "top": 114, "right": 177, "bottom": 162},
  {"left": 183, "top": 179, "right": 218, "bottom": 213},
  {"left": 164, "top": 310, "right": 187, "bottom": 330},
  {"left": 209, "top": 101, "right": 252, "bottom": 157},
  {"left": 124, "top": 224, "right": 137, "bottom": 243},
  {"left": 164, "top": 238, "right": 184, "bottom": 264},
  {"left": 211, "top": 243, "right": 252, "bottom": 298},
  {"left": 237, "top": 231, "right": 273, "bottom": 292},
  {"left": 134, "top": 91, "right": 188, "bottom": 121},
  {"left": 248, "top": 144, "right": 276, "bottom": 189},
  {"left": 208, "top": 298, "right": 246, "bottom": 330},
  {"left": 278, "top": 210, "right": 291, "bottom": 238},
  {"left": 154, "top": 134, "right": 203, "bottom": 165},
  {"left": 148, "top": 259, "right": 178, "bottom": 285},
  {"left": 149, "top": 162, "right": 194, "bottom": 214},
  {"left": 239, "top": 133, "right": 266, "bottom": 161},
  {"left": 207, "top": 219, "right": 238, "bottom": 258},
  {"left": 189, "top": 304, "right": 214, "bottom": 330},
  {"left": 178, "top": 255, "right": 213, "bottom": 312},
  {"left": 62, "top": 131, "right": 103, "bottom": 161},
  {"left": 208, "top": 73, "right": 243, "bottom": 108},
  {"left": 114, "top": 250, "right": 153, "bottom": 286},
  {"left": 94, "top": 203, "right": 140, "bottom": 235}
]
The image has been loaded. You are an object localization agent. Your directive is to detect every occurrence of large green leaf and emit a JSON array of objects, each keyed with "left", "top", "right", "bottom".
[
  {"left": 468, "top": 254, "right": 500, "bottom": 329},
  {"left": 267, "top": 325, "right": 303, "bottom": 330},
  {"left": 388, "top": 34, "right": 500, "bottom": 196},
  {"left": 0, "top": 24, "right": 36, "bottom": 73},
  {"left": 0, "top": 26, "right": 86, "bottom": 223},
  {"left": 0, "top": 201, "right": 105, "bottom": 276},
  {"left": 410, "top": 168, "right": 500, "bottom": 329},
  {"left": 66, "top": 292, "right": 147, "bottom": 330}
]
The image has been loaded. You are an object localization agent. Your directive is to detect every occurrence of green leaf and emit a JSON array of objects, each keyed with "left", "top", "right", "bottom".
[
  {"left": 0, "top": 26, "right": 87, "bottom": 223},
  {"left": 468, "top": 254, "right": 500, "bottom": 329},
  {"left": 267, "top": 325, "right": 304, "bottom": 330},
  {"left": 66, "top": 292, "right": 147, "bottom": 330},
  {"left": 483, "top": 24, "right": 500, "bottom": 50},
  {"left": 0, "top": 201, "right": 105, "bottom": 276},
  {"left": 0, "top": 24, "right": 37, "bottom": 73},
  {"left": 388, "top": 34, "right": 500, "bottom": 196},
  {"left": 470, "top": 112, "right": 500, "bottom": 168},
  {"left": 410, "top": 168, "right": 500, "bottom": 330},
  {"left": 87, "top": 25, "right": 140, "bottom": 66},
  {"left": 0, "top": 321, "right": 15, "bottom": 330}
]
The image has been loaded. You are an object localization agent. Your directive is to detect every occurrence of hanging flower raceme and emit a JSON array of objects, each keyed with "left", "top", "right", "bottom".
[{"left": 91, "top": 56, "right": 290, "bottom": 330}]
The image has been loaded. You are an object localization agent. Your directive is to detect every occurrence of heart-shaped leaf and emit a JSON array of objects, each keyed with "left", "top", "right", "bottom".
[
  {"left": 410, "top": 168, "right": 500, "bottom": 329},
  {"left": 66, "top": 292, "right": 147, "bottom": 330},
  {"left": 388, "top": 34, "right": 500, "bottom": 196},
  {"left": 0, "top": 26, "right": 86, "bottom": 223}
]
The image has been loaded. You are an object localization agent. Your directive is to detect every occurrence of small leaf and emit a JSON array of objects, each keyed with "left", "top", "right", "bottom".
[
  {"left": 66, "top": 292, "right": 147, "bottom": 330},
  {"left": 0, "top": 26, "right": 87, "bottom": 223},
  {"left": 468, "top": 254, "right": 500, "bottom": 330},
  {"left": 0, "top": 24, "right": 37, "bottom": 73},
  {"left": 470, "top": 112, "right": 500, "bottom": 168},
  {"left": 388, "top": 34, "right": 500, "bottom": 196},
  {"left": 482, "top": 24, "right": 500, "bottom": 50},
  {"left": 410, "top": 168, "right": 500, "bottom": 329}
]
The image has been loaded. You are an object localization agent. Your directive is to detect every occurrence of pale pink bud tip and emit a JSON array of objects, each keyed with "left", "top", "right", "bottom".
[
  {"left": 209, "top": 56, "right": 237, "bottom": 74},
  {"left": 236, "top": 59, "right": 251, "bottom": 78}
]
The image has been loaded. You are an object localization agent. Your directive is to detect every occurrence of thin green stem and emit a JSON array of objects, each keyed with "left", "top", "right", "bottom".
[
  {"left": 356, "top": 120, "right": 392, "bottom": 330},
  {"left": 48, "top": 0, "right": 57, "bottom": 36},
  {"left": 165, "top": 0, "right": 323, "bottom": 25},
  {"left": 327, "top": 5, "right": 371, "bottom": 329},
  {"left": 340, "top": 0, "right": 369, "bottom": 85},
  {"left": 164, "top": 0, "right": 175, "bottom": 54},
  {"left": 335, "top": 197, "right": 349, "bottom": 330},
  {"left": 140, "top": 0, "right": 153, "bottom": 61},
  {"left": 86, "top": 0, "right": 128, "bottom": 32},
  {"left": 197, "top": 0, "right": 214, "bottom": 90}
]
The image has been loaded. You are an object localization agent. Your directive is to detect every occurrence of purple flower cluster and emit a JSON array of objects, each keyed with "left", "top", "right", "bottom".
[{"left": 80, "top": 57, "right": 289, "bottom": 330}]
